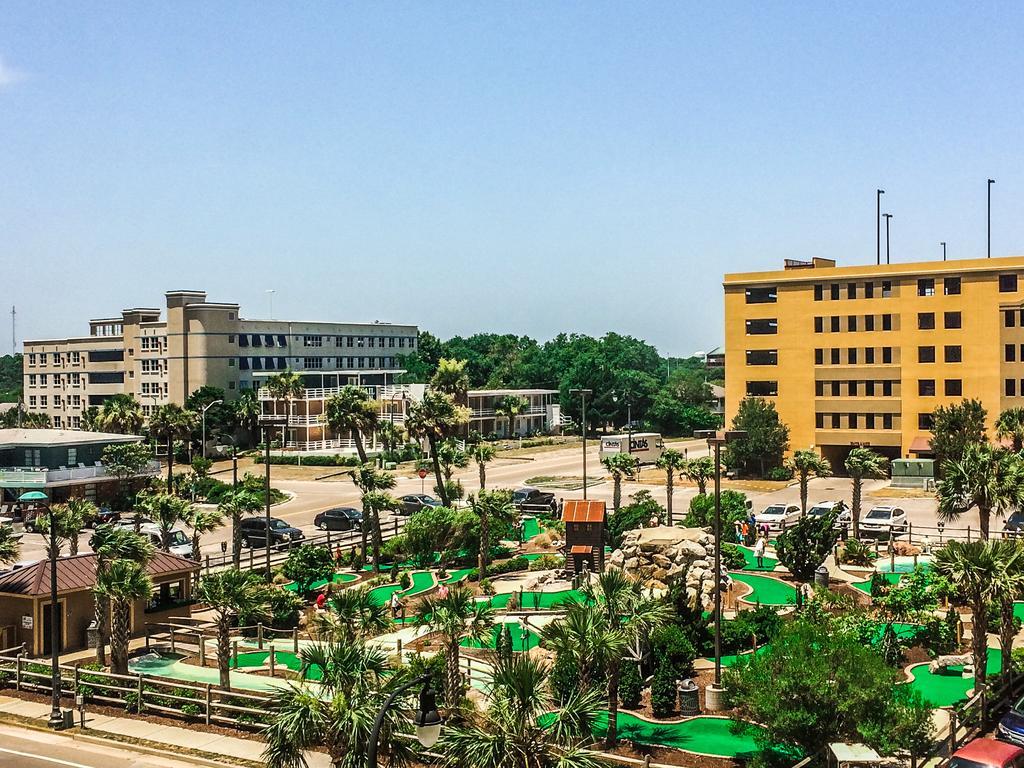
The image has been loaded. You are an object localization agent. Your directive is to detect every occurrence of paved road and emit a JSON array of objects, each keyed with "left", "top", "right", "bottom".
[
  {"left": 0, "top": 725, "right": 219, "bottom": 768},
  {"left": 14, "top": 438, "right": 964, "bottom": 562}
]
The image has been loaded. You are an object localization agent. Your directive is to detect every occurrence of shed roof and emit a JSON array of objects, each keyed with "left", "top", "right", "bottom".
[
  {"left": 0, "top": 551, "right": 198, "bottom": 597},
  {"left": 563, "top": 500, "right": 606, "bottom": 524},
  {"left": 569, "top": 545, "right": 594, "bottom": 554},
  {"left": 0, "top": 429, "right": 143, "bottom": 449}
]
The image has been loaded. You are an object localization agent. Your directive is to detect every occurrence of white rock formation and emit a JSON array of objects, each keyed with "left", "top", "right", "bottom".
[{"left": 608, "top": 526, "right": 717, "bottom": 609}]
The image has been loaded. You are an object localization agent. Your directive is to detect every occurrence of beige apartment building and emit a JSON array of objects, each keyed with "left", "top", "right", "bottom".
[
  {"left": 724, "top": 255, "right": 1024, "bottom": 467},
  {"left": 23, "top": 291, "right": 418, "bottom": 429}
]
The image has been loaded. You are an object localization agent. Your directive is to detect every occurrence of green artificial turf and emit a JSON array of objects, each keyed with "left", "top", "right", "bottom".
[
  {"left": 851, "top": 572, "right": 902, "bottom": 595},
  {"left": 735, "top": 545, "right": 778, "bottom": 572},
  {"left": 485, "top": 589, "right": 590, "bottom": 610},
  {"left": 521, "top": 516, "right": 542, "bottom": 540},
  {"left": 461, "top": 621, "right": 541, "bottom": 652},
  {"left": 590, "top": 713, "right": 767, "bottom": 758},
  {"left": 367, "top": 570, "right": 436, "bottom": 606},
  {"left": 283, "top": 571, "right": 359, "bottom": 593},
  {"left": 905, "top": 647, "right": 1001, "bottom": 707},
  {"left": 441, "top": 568, "right": 474, "bottom": 584},
  {"left": 732, "top": 573, "right": 797, "bottom": 606}
]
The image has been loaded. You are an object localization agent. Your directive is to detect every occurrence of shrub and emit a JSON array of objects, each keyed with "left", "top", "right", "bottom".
[
  {"left": 619, "top": 662, "right": 643, "bottom": 709},
  {"left": 720, "top": 542, "right": 747, "bottom": 571},
  {"left": 684, "top": 490, "right": 750, "bottom": 530},
  {"left": 282, "top": 545, "right": 335, "bottom": 595},
  {"left": 528, "top": 554, "right": 565, "bottom": 572},
  {"left": 840, "top": 538, "right": 877, "bottom": 567},
  {"left": 399, "top": 571, "right": 412, "bottom": 590},
  {"left": 719, "top": 607, "right": 782, "bottom": 656},
  {"left": 766, "top": 466, "right": 794, "bottom": 481},
  {"left": 467, "top": 556, "right": 530, "bottom": 582},
  {"left": 607, "top": 489, "right": 665, "bottom": 548},
  {"left": 479, "top": 578, "right": 496, "bottom": 596},
  {"left": 181, "top": 702, "right": 202, "bottom": 717},
  {"left": 549, "top": 651, "right": 578, "bottom": 705},
  {"left": 254, "top": 454, "right": 363, "bottom": 467},
  {"left": 650, "top": 625, "right": 697, "bottom": 677},
  {"left": 650, "top": 660, "right": 677, "bottom": 717}
]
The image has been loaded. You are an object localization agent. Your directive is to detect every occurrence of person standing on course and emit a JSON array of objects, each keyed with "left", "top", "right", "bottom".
[{"left": 754, "top": 535, "right": 766, "bottom": 569}]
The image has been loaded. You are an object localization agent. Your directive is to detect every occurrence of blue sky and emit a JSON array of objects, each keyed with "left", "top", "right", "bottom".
[{"left": 3, "top": 3, "right": 1023, "bottom": 357}]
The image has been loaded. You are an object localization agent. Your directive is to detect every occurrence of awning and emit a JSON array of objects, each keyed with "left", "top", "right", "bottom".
[
  {"left": 908, "top": 436, "right": 933, "bottom": 454},
  {"left": 570, "top": 545, "right": 592, "bottom": 555}
]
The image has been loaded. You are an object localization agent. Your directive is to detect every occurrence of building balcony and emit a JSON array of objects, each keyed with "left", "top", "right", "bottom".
[
  {"left": 0, "top": 460, "right": 162, "bottom": 489},
  {"left": 470, "top": 405, "right": 548, "bottom": 419}
]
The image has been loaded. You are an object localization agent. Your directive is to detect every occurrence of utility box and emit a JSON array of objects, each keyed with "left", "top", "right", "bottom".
[{"left": 890, "top": 459, "right": 935, "bottom": 489}]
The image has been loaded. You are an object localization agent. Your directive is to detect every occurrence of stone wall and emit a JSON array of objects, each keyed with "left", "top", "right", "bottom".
[{"left": 607, "top": 525, "right": 717, "bottom": 610}]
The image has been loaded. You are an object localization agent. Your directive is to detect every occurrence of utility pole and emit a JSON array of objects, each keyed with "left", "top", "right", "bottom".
[
  {"left": 883, "top": 213, "right": 893, "bottom": 264},
  {"left": 10, "top": 306, "right": 15, "bottom": 355},
  {"left": 988, "top": 179, "right": 995, "bottom": 258},
  {"left": 941, "top": 242, "right": 946, "bottom": 261},
  {"left": 876, "top": 189, "right": 885, "bottom": 265}
]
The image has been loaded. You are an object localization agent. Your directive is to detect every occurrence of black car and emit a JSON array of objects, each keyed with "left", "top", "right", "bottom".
[
  {"left": 314, "top": 507, "right": 363, "bottom": 532},
  {"left": 238, "top": 517, "right": 305, "bottom": 548},
  {"left": 512, "top": 487, "right": 557, "bottom": 513},
  {"left": 398, "top": 494, "right": 441, "bottom": 516},
  {"left": 1005, "top": 511, "right": 1024, "bottom": 537},
  {"left": 90, "top": 507, "right": 121, "bottom": 528}
]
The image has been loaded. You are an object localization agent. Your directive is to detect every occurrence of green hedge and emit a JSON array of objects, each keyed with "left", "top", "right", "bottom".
[{"left": 254, "top": 454, "right": 363, "bottom": 467}]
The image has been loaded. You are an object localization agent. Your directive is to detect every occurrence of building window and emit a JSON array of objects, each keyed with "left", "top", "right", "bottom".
[
  {"left": 883, "top": 380, "right": 894, "bottom": 397},
  {"left": 830, "top": 316, "right": 840, "bottom": 333},
  {"left": 865, "top": 348, "right": 875, "bottom": 364},
  {"left": 745, "top": 319, "right": 778, "bottom": 335},
  {"left": 228, "top": 358, "right": 235, "bottom": 367},
  {"left": 1000, "top": 274, "right": 1019, "bottom": 292},
  {"left": 28, "top": 374, "right": 36, "bottom": 387},
  {"left": 944, "top": 277, "right": 961, "bottom": 295},
  {"left": 1006, "top": 311, "right": 1017, "bottom": 328},
  {"left": 830, "top": 348, "right": 840, "bottom": 365},
  {"left": 847, "top": 380, "right": 857, "bottom": 396},
  {"left": 944, "top": 311, "right": 962, "bottom": 329},
  {"left": 918, "top": 312, "right": 935, "bottom": 330},
  {"left": 848, "top": 315, "right": 858, "bottom": 332},
  {"left": 745, "top": 349, "right": 778, "bottom": 366},
  {"left": 304, "top": 357, "right": 323, "bottom": 369},
  {"left": 918, "top": 346, "right": 935, "bottom": 363},
  {"left": 815, "top": 381, "right": 825, "bottom": 396},
  {"left": 919, "top": 413, "right": 934, "bottom": 430},
  {"left": 816, "top": 413, "right": 824, "bottom": 428},
  {"left": 746, "top": 381, "right": 778, "bottom": 397},
  {"left": 866, "top": 413, "right": 876, "bottom": 429},
  {"left": 830, "top": 284, "right": 840, "bottom": 300},
  {"left": 945, "top": 345, "right": 962, "bottom": 363},
  {"left": 1008, "top": 379, "right": 1018, "bottom": 397},
  {"left": 40, "top": 396, "right": 47, "bottom": 407},
  {"left": 847, "top": 283, "right": 857, "bottom": 299},
  {"left": 882, "top": 314, "right": 892, "bottom": 331},
  {"left": 919, "top": 380, "right": 936, "bottom": 396},
  {"left": 848, "top": 413, "right": 858, "bottom": 429},
  {"left": 882, "top": 280, "right": 893, "bottom": 297},
  {"left": 917, "top": 278, "right": 935, "bottom": 296},
  {"left": 814, "top": 317, "right": 824, "bottom": 333},
  {"left": 831, "top": 381, "right": 841, "bottom": 397},
  {"left": 228, "top": 381, "right": 235, "bottom": 390},
  {"left": 304, "top": 335, "right": 323, "bottom": 347},
  {"left": 865, "top": 381, "right": 876, "bottom": 396},
  {"left": 28, "top": 396, "right": 36, "bottom": 407},
  {"left": 814, "top": 285, "right": 823, "bottom": 301},
  {"left": 228, "top": 335, "right": 235, "bottom": 343},
  {"left": 814, "top": 349, "right": 824, "bottom": 365},
  {"left": 945, "top": 379, "right": 963, "bottom": 396},
  {"left": 883, "top": 413, "right": 894, "bottom": 429},
  {"left": 864, "top": 282, "right": 875, "bottom": 299},
  {"left": 848, "top": 348, "right": 858, "bottom": 364},
  {"left": 745, "top": 286, "right": 778, "bottom": 304},
  {"left": 831, "top": 413, "right": 841, "bottom": 429},
  {"left": 28, "top": 353, "right": 36, "bottom": 366},
  {"left": 864, "top": 314, "right": 875, "bottom": 331}
]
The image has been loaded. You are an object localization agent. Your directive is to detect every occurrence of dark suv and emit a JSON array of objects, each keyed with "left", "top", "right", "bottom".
[
  {"left": 239, "top": 517, "right": 305, "bottom": 548},
  {"left": 398, "top": 494, "right": 442, "bottom": 516},
  {"left": 313, "top": 507, "right": 363, "bottom": 532},
  {"left": 512, "top": 487, "right": 558, "bottom": 513}
]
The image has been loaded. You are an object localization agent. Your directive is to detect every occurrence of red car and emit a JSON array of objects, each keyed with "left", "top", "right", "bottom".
[{"left": 951, "top": 738, "right": 1024, "bottom": 768}]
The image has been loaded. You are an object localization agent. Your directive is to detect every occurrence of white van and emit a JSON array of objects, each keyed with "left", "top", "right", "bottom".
[
  {"left": 137, "top": 523, "right": 194, "bottom": 559},
  {"left": 599, "top": 433, "right": 665, "bottom": 465}
]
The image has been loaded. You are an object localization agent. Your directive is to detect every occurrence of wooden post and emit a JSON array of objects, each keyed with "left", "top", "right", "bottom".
[
  {"left": 913, "top": 553, "right": 919, "bottom": 569},
  {"left": 394, "top": 517, "right": 399, "bottom": 536},
  {"left": 908, "top": 522, "right": 913, "bottom": 544},
  {"left": 137, "top": 674, "right": 145, "bottom": 714},
  {"left": 198, "top": 634, "right": 206, "bottom": 667},
  {"left": 232, "top": 640, "right": 238, "bottom": 667},
  {"left": 257, "top": 623, "right": 264, "bottom": 650},
  {"left": 396, "top": 638, "right": 403, "bottom": 656},
  {"left": 269, "top": 650, "right": 276, "bottom": 676},
  {"left": 890, "top": 551, "right": 895, "bottom": 573},
  {"left": 145, "top": 625, "right": 150, "bottom": 651},
  {"left": 73, "top": 665, "right": 80, "bottom": 700},
  {"left": 170, "top": 630, "right": 176, "bottom": 654},
  {"left": 204, "top": 554, "right": 210, "bottom": 575},
  {"left": 205, "top": 683, "right": 212, "bottom": 726},
  {"left": 967, "top": 526, "right": 972, "bottom": 542},
  {"left": 949, "top": 710, "right": 958, "bottom": 753},
  {"left": 293, "top": 628, "right": 298, "bottom": 654},
  {"left": 249, "top": 547, "right": 254, "bottom": 569},
  {"left": 15, "top": 653, "right": 22, "bottom": 692}
]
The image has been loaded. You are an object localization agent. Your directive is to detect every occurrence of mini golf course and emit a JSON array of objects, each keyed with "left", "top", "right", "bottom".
[
  {"left": 441, "top": 568, "right": 475, "bottom": 584},
  {"left": 732, "top": 573, "right": 797, "bottom": 606},
  {"left": 232, "top": 649, "right": 324, "bottom": 681},
  {"left": 707, "top": 644, "right": 771, "bottom": 667},
  {"left": 485, "top": 589, "right": 591, "bottom": 610},
  {"left": 851, "top": 572, "right": 901, "bottom": 595},
  {"left": 130, "top": 652, "right": 288, "bottom": 692},
  {"left": 736, "top": 545, "right": 778, "bottom": 572},
  {"left": 589, "top": 712, "right": 767, "bottom": 759},
  {"left": 905, "top": 648, "right": 1001, "bottom": 707},
  {"left": 283, "top": 571, "right": 359, "bottom": 593},
  {"left": 522, "top": 516, "right": 542, "bottom": 540},
  {"left": 461, "top": 620, "right": 541, "bottom": 652},
  {"left": 367, "top": 570, "right": 436, "bottom": 606}
]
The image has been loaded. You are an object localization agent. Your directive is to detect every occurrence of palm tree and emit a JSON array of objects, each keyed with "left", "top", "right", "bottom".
[
  {"left": 187, "top": 507, "right": 224, "bottom": 561},
  {"left": 377, "top": 420, "right": 405, "bottom": 456},
  {"left": 583, "top": 569, "right": 670, "bottom": 748},
  {"left": 992, "top": 540, "right": 1024, "bottom": 687},
  {"left": 541, "top": 602, "right": 619, "bottom": 691},
  {"left": 219, "top": 488, "right": 263, "bottom": 568},
  {"left": 997, "top": 408, "right": 1024, "bottom": 452},
  {"left": 934, "top": 540, "right": 1002, "bottom": 691},
  {"left": 325, "top": 385, "right": 380, "bottom": 463},
  {"left": 194, "top": 569, "right": 271, "bottom": 690},
  {"left": 232, "top": 389, "right": 261, "bottom": 444},
  {"left": 415, "top": 584, "right": 494, "bottom": 703},
  {"left": 601, "top": 453, "right": 639, "bottom": 516},
  {"left": 431, "top": 358, "right": 470, "bottom": 405},
  {"left": 406, "top": 391, "right": 470, "bottom": 507},
  {"left": 681, "top": 455, "right": 715, "bottom": 496},
  {"left": 315, "top": 586, "right": 390, "bottom": 642},
  {"left": 436, "top": 438, "right": 469, "bottom": 482},
  {"left": 656, "top": 449, "right": 686, "bottom": 524},
  {"left": 265, "top": 369, "right": 305, "bottom": 449},
  {"left": 471, "top": 489, "right": 516, "bottom": 574},
  {"left": 98, "top": 394, "right": 144, "bottom": 435},
  {"left": 844, "top": 447, "right": 889, "bottom": 538},
  {"left": 937, "top": 443, "right": 1024, "bottom": 540},
  {"left": 349, "top": 466, "right": 397, "bottom": 574},
  {"left": 439, "top": 653, "right": 606, "bottom": 768},
  {"left": 470, "top": 442, "right": 497, "bottom": 490},
  {"left": 0, "top": 524, "right": 20, "bottom": 565},
  {"left": 95, "top": 559, "right": 153, "bottom": 675},
  {"left": 139, "top": 492, "right": 193, "bottom": 551},
  {"left": 80, "top": 406, "right": 102, "bottom": 432},
  {"left": 89, "top": 526, "right": 153, "bottom": 667},
  {"left": 494, "top": 394, "right": 528, "bottom": 439},
  {"left": 263, "top": 640, "right": 415, "bottom": 768},
  {"left": 46, "top": 499, "right": 96, "bottom": 556},
  {"left": 149, "top": 404, "right": 199, "bottom": 491},
  {"left": 785, "top": 449, "right": 832, "bottom": 514}
]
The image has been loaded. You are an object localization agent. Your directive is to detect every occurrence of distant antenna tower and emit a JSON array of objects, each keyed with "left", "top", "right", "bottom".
[{"left": 10, "top": 306, "right": 14, "bottom": 355}]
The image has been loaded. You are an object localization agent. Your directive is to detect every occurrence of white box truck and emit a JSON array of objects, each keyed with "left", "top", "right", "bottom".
[{"left": 599, "top": 433, "right": 665, "bottom": 465}]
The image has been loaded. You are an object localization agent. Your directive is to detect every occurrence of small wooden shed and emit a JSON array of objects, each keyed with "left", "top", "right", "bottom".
[{"left": 562, "top": 499, "right": 606, "bottom": 574}]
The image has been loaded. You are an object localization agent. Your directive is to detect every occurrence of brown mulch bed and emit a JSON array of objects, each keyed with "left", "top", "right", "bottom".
[{"left": 607, "top": 741, "right": 742, "bottom": 768}]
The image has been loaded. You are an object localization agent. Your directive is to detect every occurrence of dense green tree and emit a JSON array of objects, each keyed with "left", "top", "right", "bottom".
[
  {"left": 0, "top": 525, "right": 19, "bottom": 565},
  {"left": 785, "top": 449, "right": 832, "bottom": 513},
  {"left": 317, "top": 586, "right": 390, "bottom": 642},
  {"left": 232, "top": 389, "right": 261, "bottom": 441},
  {"left": 931, "top": 398, "right": 988, "bottom": 466},
  {"left": 992, "top": 540, "right": 1024, "bottom": 687},
  {"left": 494, "top": 394, "right": 528, "bottom": 439},
  {"left": 430, "top": 358, "right": 470, "bottom": 405},
  {"left": 89, "top": 526, "right": 153, "bottom": 667},
  {"left": 402, "top": 505, "right": 457, "bottom": 566},
  {"left": 937, "top": 443, "right": 1023, "bottom": 539},
  {"left": 95, "top": 560, "right": 153, "bottom": 675},
  {"left": 97, "top": 394, "right": 145, "bottom": 435},
  {"left": 405, "top": 390, "right": 469, "bottom": 506},
  {"left": 0, "top": 354, "right": 22, "bottom": 402},
  {"left": 282, "top": 544, "right": 335, "bottom": 595},
  {"left": 184, "top": 386, "right": 236, "bottom": 450},
  {"left": 471, "top": 489, "right": 515, "bottom": 573},
  {"left": 774, "top": 510, "right": 838, "bottom": 607},
  {"left": 723, "top": 397, "right": 790, "bottom": 478},
  {"left": 684, "top": 489, "right": 750, "bottom": 530},
  {"left": 845, "top": 447, "right": 889, "bottom": 538},
  {"left": 997, "top": 407, "right": 1024, "bottom": 451},
  {"left": 607, "top": 490, "right": 664, "bottom": 549},
  {"left": 681, "top": 455, "right": 716, "bottom": 495}
]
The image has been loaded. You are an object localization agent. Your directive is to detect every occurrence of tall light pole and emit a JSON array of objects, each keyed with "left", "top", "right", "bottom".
[
  {"left": 200, "top": 399, "right": 223, "bottom": 461},
  {"left": 941, "top": 241, "right": 946, "bottom": 261},
  {"left": 258, "top": 414, "right": 288, "bottom": 580},
  {"left": 988, "top": 179, "right": 995, "bottom": 258},
  {"left": 693, "top": 429, "right": 746, "bottom": 711},
  {"left": 883, "top": 213, "right": 893, "bottom": 264},
  {"left": 876, "top": 189, "right": 885, "bottom": 265},
  {"left": 20, "top": 491, "right": 64, "bottom": 728},
  {"left": 612, "top": 390, "right": 633, "bottom": 452},
  {"left": 266, "top": 289, "right": 275, "bottom": 319},
  {"left": 570, "top": 388, "right": 592, "bottom": 500},
  {"left": 366, "top": 674, "right": 442, "bottom": 768}
]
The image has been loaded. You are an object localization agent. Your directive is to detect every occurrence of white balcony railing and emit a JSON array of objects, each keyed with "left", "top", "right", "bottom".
[
  {"left": 470, "top": 405, "right": 547, "bottom": 419},
  {"left": 0, "top": 460, "right": 161, "bottom": 488},
  {"left": 258, "top": 385, "right": 414, "bottom": 402},
  {"left": 285, "top": 439, "right": 358, "bottom": 452}
]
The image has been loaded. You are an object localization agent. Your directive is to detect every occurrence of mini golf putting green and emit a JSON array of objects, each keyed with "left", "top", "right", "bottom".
[
  {"left": 851, "top": 572, "right": 901, "bottom": 595},
  {"left": 522, "top": 516, "right": 542, "bottom": 540},
  {"left": 283, "top": 571, "right": 359, "bottom": 593},
  {"left": 706, "top": 644, "right": 771, "bottom": 667},
  {"left": 732, "top": 573, "right": 797, "bottom": 606},
  {"left": 232, "top": 649, "right": 324, "bottom": 681},
  {"left": 590, "top": 712, "right": 766, "bottom": 758},
  {"left": 132, "top": 652, "right": 287, "bottom": 692},
  {"left": 1014, "top": 601, "right": 1024, "bottom": 624},
  {"left": 736, "top": 545, "right": 778, "bottom": 572},
  {"left": 441, "top": 568, "right": 474, "bottom": 584},
  {"left": 461, "top": 620, "right": 541, "bottom": 652},
  {"left": 367, "top": 570, "right": 436, "bottom": 606},
  {"left": 905, "top": 648, "right": 1001, "bottom": 707},
  {"left": 486, "top": 589, "right": 590, "bottom": 610}
]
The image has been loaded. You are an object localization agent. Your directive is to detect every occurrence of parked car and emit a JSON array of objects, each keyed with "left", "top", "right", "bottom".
[
  {"left": 90, "top": 506, "right": 121, "bottom": 527},
  {"left": 238, "top": 517, "right": 305, "bottom": 548},
  {"left": 398, "top": 494, "right": 442, "bottom": 516},
  {"left": 953, "top": 737, "right": 1024, "bottom": 767},
  {"left": 999, "top": 703, "right": 1024, "bottom": 748},
  {"left": 859, "top": 505, "right": 908, "bottom": 537},
  {"left": 314, "top": 507, "right": 363, "bottom": 531},
  {"left": 137, "top": 524, "right": 194, "bottom": 559},
  {"left": 1004, "top": 511, "right": 1024, "bottom": 537},
  {"left": 512, "top": 487, "right": 558, "bottom": 513},
  {"left": 806, "top": 500, "right": 852, "bottom": 530},
  {"left": 754, "top": 503, "right": 801, "bottom": 532}
]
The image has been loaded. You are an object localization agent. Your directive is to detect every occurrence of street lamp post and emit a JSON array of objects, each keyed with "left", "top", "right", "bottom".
[
  {"left": 988, "top": 179, "right": 995, "bottom": 258},
  {"left": 876, "top": 188, "right": 885, "bottom": 265},
  {"left": 19, "top": 491, "right": 64, "bottom": 728},
  {"left": 612, "top": 391, "right": 633, "bottom": 453},
  {"left": 883, "top": 213, "right": 893, "bottom": 264},
  {"left": 365, "top": 674, "right": 442, "bottom": 768},
  {"left": 200, "top": 399, "right": 224, "bottom": 461},
  {"left": 693, "top": 429, "right": 747, "bottom": 711},
  {"left": 941, "top": 241, "right": 946, "bottom": 261},
  {"left": 258, "top": 414, "right": 288, "bottom": 580},
  {"left": 569, "top": 388, "right": 592, "bottom": 500}
]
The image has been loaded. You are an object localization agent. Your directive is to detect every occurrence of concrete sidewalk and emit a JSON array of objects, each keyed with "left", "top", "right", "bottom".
[{"left": 0, "top": 694, "right": 331, "bottom": 767}]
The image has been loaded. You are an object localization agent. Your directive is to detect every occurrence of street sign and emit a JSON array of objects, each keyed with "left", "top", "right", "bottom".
[{"left": 417, "top": 468, "right": 428, "bottom": 479}]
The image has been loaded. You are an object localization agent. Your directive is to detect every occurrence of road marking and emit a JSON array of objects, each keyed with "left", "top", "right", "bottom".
[{"left": 0, "top": 745, "right": 94, "bottom": 768}]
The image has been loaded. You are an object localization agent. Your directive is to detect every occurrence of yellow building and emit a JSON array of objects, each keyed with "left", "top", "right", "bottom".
[{"left": 723, "top": 255, "right": 1024, "bottom": 467}]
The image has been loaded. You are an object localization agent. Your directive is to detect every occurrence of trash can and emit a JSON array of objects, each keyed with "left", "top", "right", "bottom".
[
  {"left": 677, "top": 678, "right": 700, "bottom": 715},
  {"left": 86, "top": 620, "right": 99, "bottom": 649},
  {"left": 61, "top": 709, "right": 75, "bottom": 730},
  {"left": 814, "top": 565, "right": 830, "bottom": 589}
]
